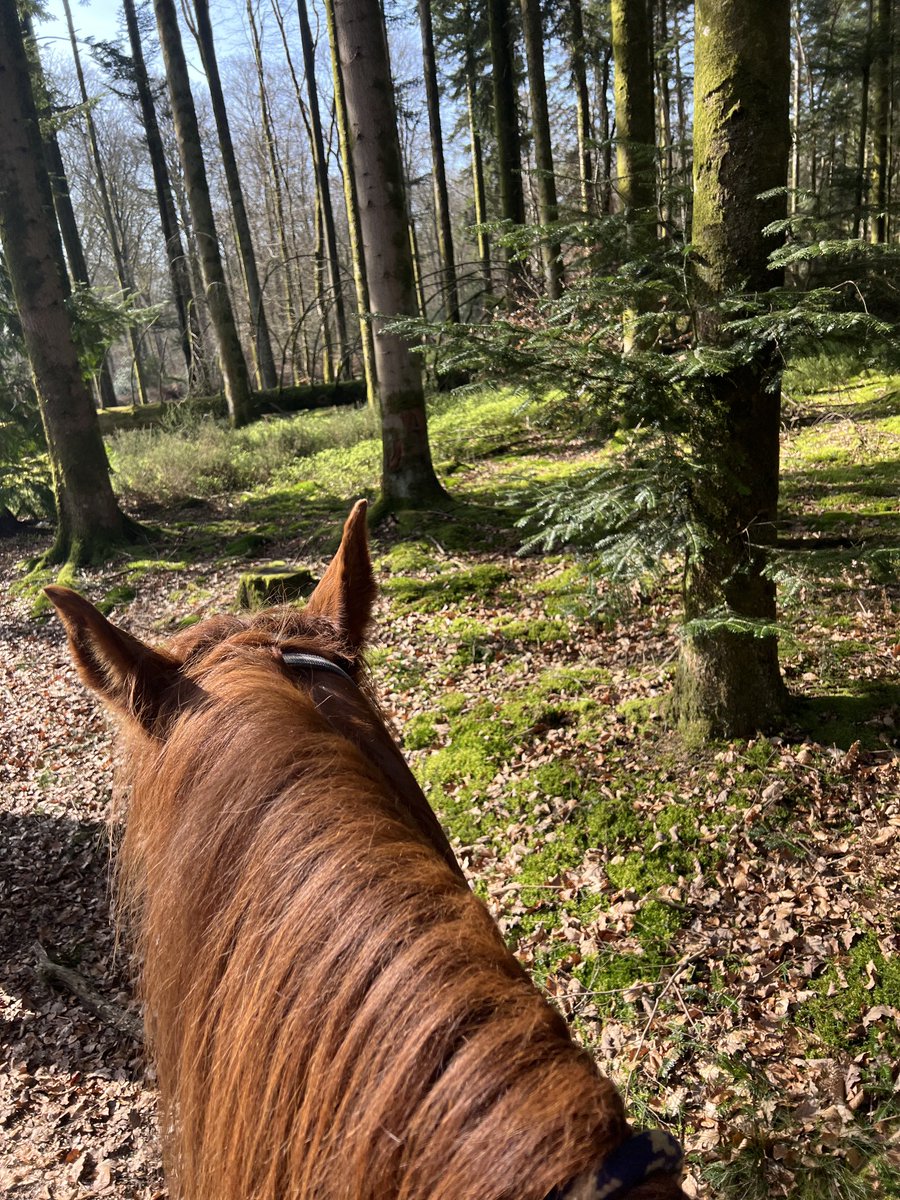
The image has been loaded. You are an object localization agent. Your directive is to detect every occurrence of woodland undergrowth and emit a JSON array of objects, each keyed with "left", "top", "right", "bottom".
[{"left": 0, "top": 370, "right": 898, "bottom": 1199}]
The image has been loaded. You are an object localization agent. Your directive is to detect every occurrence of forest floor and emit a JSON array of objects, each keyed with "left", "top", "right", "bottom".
[{"left": 1, "top": 372, "right": 899, "bottom": 1199}]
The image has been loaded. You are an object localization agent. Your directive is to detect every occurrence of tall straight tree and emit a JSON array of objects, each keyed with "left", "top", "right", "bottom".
[
  {"left": 322, "top": 0, "right": 377, "bottom": 405},
  {"left": 21, "top": 12, "right": 119, "bottom": 410},
  {"left": 566, "top": 0, "right": 594, "bottom": 215},
  {"left": 520, "top": 0, "right": 562, "bottom": 298},
  {"left": 420, "top": 0, "right": 460, "bottom": 321},
  {"left": 245, "top": 0, "right": 298, "bottom": 375},
  {"left": 0, "top": 0, "right": 134, "bottom": 563},
  {"left": 295, "top": 0, "right": 350, "bottom": 374},
  {"left": 154, "top": 0, "right": 253, "bottom": 425},
  {"left": 61, "top": 0, "right": 151, "bottom": 405},
  {"left": 672, "top": 0, "right": 792, "bottom": 736},
  {"left": 329, "top": 0, "right": 446, "bottom": 508},
  {"left": 611, "top": 0, "right": 656, "bottom": 349},
  {"left": 418, "top": 0, "right": 461, "bottom": 321},
  {"left": 487, "top": 0, "right": 526, "bottom": 288},
  {"left": 869, "top": 0, "right": 893, "bottom": 242},
  {"left": 121, "top": 0, "right": 203, "bottom": 387},
  {"left": 191, "top": 0, "right": 279, "bottom": 390}
]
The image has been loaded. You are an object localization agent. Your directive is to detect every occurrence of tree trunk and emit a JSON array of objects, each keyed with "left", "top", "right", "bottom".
[
  {"left": 869, "top": 0, "right": 893, "bottom": 242},
  {"left": 611, "top": 0, "right": 656, "bottom": 226},
  {"left": 295, "top": 0, "right": 350, "bottom": 374},
  {"left": 487, "top": 0, "right": 526, "bottom": 290},
  {"left": 0, "top": 0, "right": 134, "bottom": 563},
  {"left": 855, "top": 0, "right": 874, "bottom": 238},
  {"left": 655, "top": 0, "right": 674, "bottom": 235},
  {"left": 596, "top": 43, "right": 614, "bottom": 214},
  {"left": 24, "top": 14, "right": 120, "bottom": 411},
  {"left": 418, "top": 0, "right": 461, "bottom": 321},
  {"left": 611, "top": 0, "right": 656, "bottom": 350},
  {"left": 155, "top": 0, "right": 252, "bottom": 425},
  {"left": 519, "top": 0, "right": 562, "bottom": 298},
  {"left": 567, "top": 0, "right": 594, "bottom": 216},
  {"left": 329, "top": 0, "right": 447, "bottom": 508},
  {"left": 245, "top": 0, "right": 298, "bottom": 380},
  {"left": 192, "top": 0, "right": 278, "bottom": 391},
  {"left": 122, "top": 0, "right": 203, "bottom": 389},
  {"left": 671, "top": 0, "right": 791, "bottom": 737},
  {"left": 61, "top": 0, "right": 151, "bottom": 406},
  {"left": 466, "top": 57, "right": 492, "bottom": 295},
  {"left": 322, "top": 0, "right": 378, "bottom": 407}
]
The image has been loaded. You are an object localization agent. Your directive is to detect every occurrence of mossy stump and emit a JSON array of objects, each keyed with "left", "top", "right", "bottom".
[{"left": 237, "top": 564, "right": 317, "bottom": 609}]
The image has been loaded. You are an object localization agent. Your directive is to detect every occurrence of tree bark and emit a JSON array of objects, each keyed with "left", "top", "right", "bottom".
[
  {"left": 245, "top": 0, "right": 298, "bottom": 380},
  {"left": 855, "top": 0, "right": 874, "bottom": 238},
  {"left": 671, "top": 0, "right": 791, "bottom": 737},
  {"left": 191, "top": 0, "right": 279, "bottom": 391},
  {"left": 61, "top": 0, "right": 151, "bottom": 406},
  {"left": 122, "top": 0, "right": 203, "bottom": 389},
  {"left": 519, "top": 0, "right": 562, "bottom": 298},
  {"left": 0, "top": 0, "right": 134, "bottom": 563},
  {"left": 869, "top": 0, "right": 893, "bottom": 242},
  {"left": 611, "top": 0, "right": 656, "bottom": 351},
  {"left": 567, "top": 0, "right": 594, "bottom": 216},
  {"left": 418, "top": 0, "right": 461, "bottom": 321},
  {"left": 487, "top": 0, "right": 526, "bottom": 290},
  {"left": 22, "top": 13, "right": 119, "bottom": 411},
  {"left": 322, "top": 0, "right": 378, "bottom": 406},
  {"left": 155, "top": 0, "right": 253, "bottom": 425},
  {"left": 611, "top": 0, "right": 656, "bottom": 228},
  {"left": 295, "top": 0, "right": 350, "bottom": 374},
  {"left": 329, "top": 0, "right": 447, "bottom": 508},
  {"left": 466, "top": 56, "right": 492, "bottom": 295}
]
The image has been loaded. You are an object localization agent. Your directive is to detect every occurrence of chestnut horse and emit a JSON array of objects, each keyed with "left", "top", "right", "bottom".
[{"left": 47, "top": 501, "right": 686, "bottom": 1200}]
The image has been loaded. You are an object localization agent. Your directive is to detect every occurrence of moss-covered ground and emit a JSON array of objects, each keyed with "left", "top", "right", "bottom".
[{"left": 3, "top": 373, "right": 899, "bottom": 1199}]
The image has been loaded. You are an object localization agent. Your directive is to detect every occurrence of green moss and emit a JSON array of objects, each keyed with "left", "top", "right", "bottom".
[
  {"left": 97, "top": 583, "right": 137, "bottom": 615},
  {"left": 801, "top": 933, "right": 900, "bottom": 1051},
  {"left": 404, "top": 714, "right": 438, "bottom": 750},
  {"left": 379, "top": 540, "right": 437, "bottom": 573},
  {"left": 382, "top": 564, "right": 512, "bottom": 612}
]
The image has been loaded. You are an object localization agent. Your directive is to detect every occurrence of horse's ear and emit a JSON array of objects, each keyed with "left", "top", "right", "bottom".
[
  {"left": 304, "top": 499, "right": 375, "bottom": 650},
  {"left": 44, "top": 586, "right": 183, "bottom": 731}
]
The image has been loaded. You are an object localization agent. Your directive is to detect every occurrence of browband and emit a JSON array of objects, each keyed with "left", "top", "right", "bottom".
[{"left": 280, "top": 651, "right": 355, "bottom": 684}]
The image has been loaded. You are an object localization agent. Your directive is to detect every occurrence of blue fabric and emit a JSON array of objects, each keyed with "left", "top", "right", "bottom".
[{"left": 546, "top": 1129, "right": 684, "bottom": 1200}]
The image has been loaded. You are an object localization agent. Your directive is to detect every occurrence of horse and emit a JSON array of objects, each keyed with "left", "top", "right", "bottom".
[{"left": 46, "top": 500, "right": 687, "bottom": 1200}]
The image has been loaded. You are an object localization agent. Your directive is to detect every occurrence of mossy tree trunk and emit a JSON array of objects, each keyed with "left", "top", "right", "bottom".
[
  {"left": 611, "top": 0, "right": 656, "bottom": 351},
  {"left": 487, "top": 0, "right": 526, "bottom": 292},
  {"left": 322, "top": 0, "right": 378, "bottom": 408},
  {"left": 123, "top": 0, "right": 204, "bottom": 390},
  {"left": 191, "top": 0, "right": 278, "bottom": 393},
  {"left": 0, "top": 0, "right": 135, "bottom": 564},
  {"left": 418, "top": 0, "right": 461, "bottom": 322},
  {"left": 155, "top": 0, "right": 252, "bottom": 426},
  {"left": 330, "top": 0, "right": 447, "bottom": 509},
  {"left": 670, "top": 0, "right": 792, "bottom": 738},
  {"left": 519, "top": 0, "right": 562, "bottom": 298}
]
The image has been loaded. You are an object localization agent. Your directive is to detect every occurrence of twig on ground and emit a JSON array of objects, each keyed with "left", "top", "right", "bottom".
[{"left": 32, "top": 941, "right": 143, "bottom": 1043}]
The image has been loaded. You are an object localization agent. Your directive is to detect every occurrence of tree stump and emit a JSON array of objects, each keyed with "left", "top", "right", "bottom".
[{"left": 237, "top": 564, "right": 317, "bottom": 609}]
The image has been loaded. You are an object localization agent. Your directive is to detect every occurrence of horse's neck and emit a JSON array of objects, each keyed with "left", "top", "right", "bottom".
[{"left": 307, "top": 677, "right": 467, "bottom": 882}]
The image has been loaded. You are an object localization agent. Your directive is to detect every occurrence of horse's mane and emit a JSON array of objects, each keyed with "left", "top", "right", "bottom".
[
  {"left": 47, "top": 503, "right": 685, "bottom": 1200},
  {"left": 118, "top": 626, "right": 635, "bottom": 1200}
]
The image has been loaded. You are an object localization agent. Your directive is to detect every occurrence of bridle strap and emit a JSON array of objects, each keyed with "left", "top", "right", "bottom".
[{"left": 281, "top": 651, "right": 356, "bottom": 684}]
